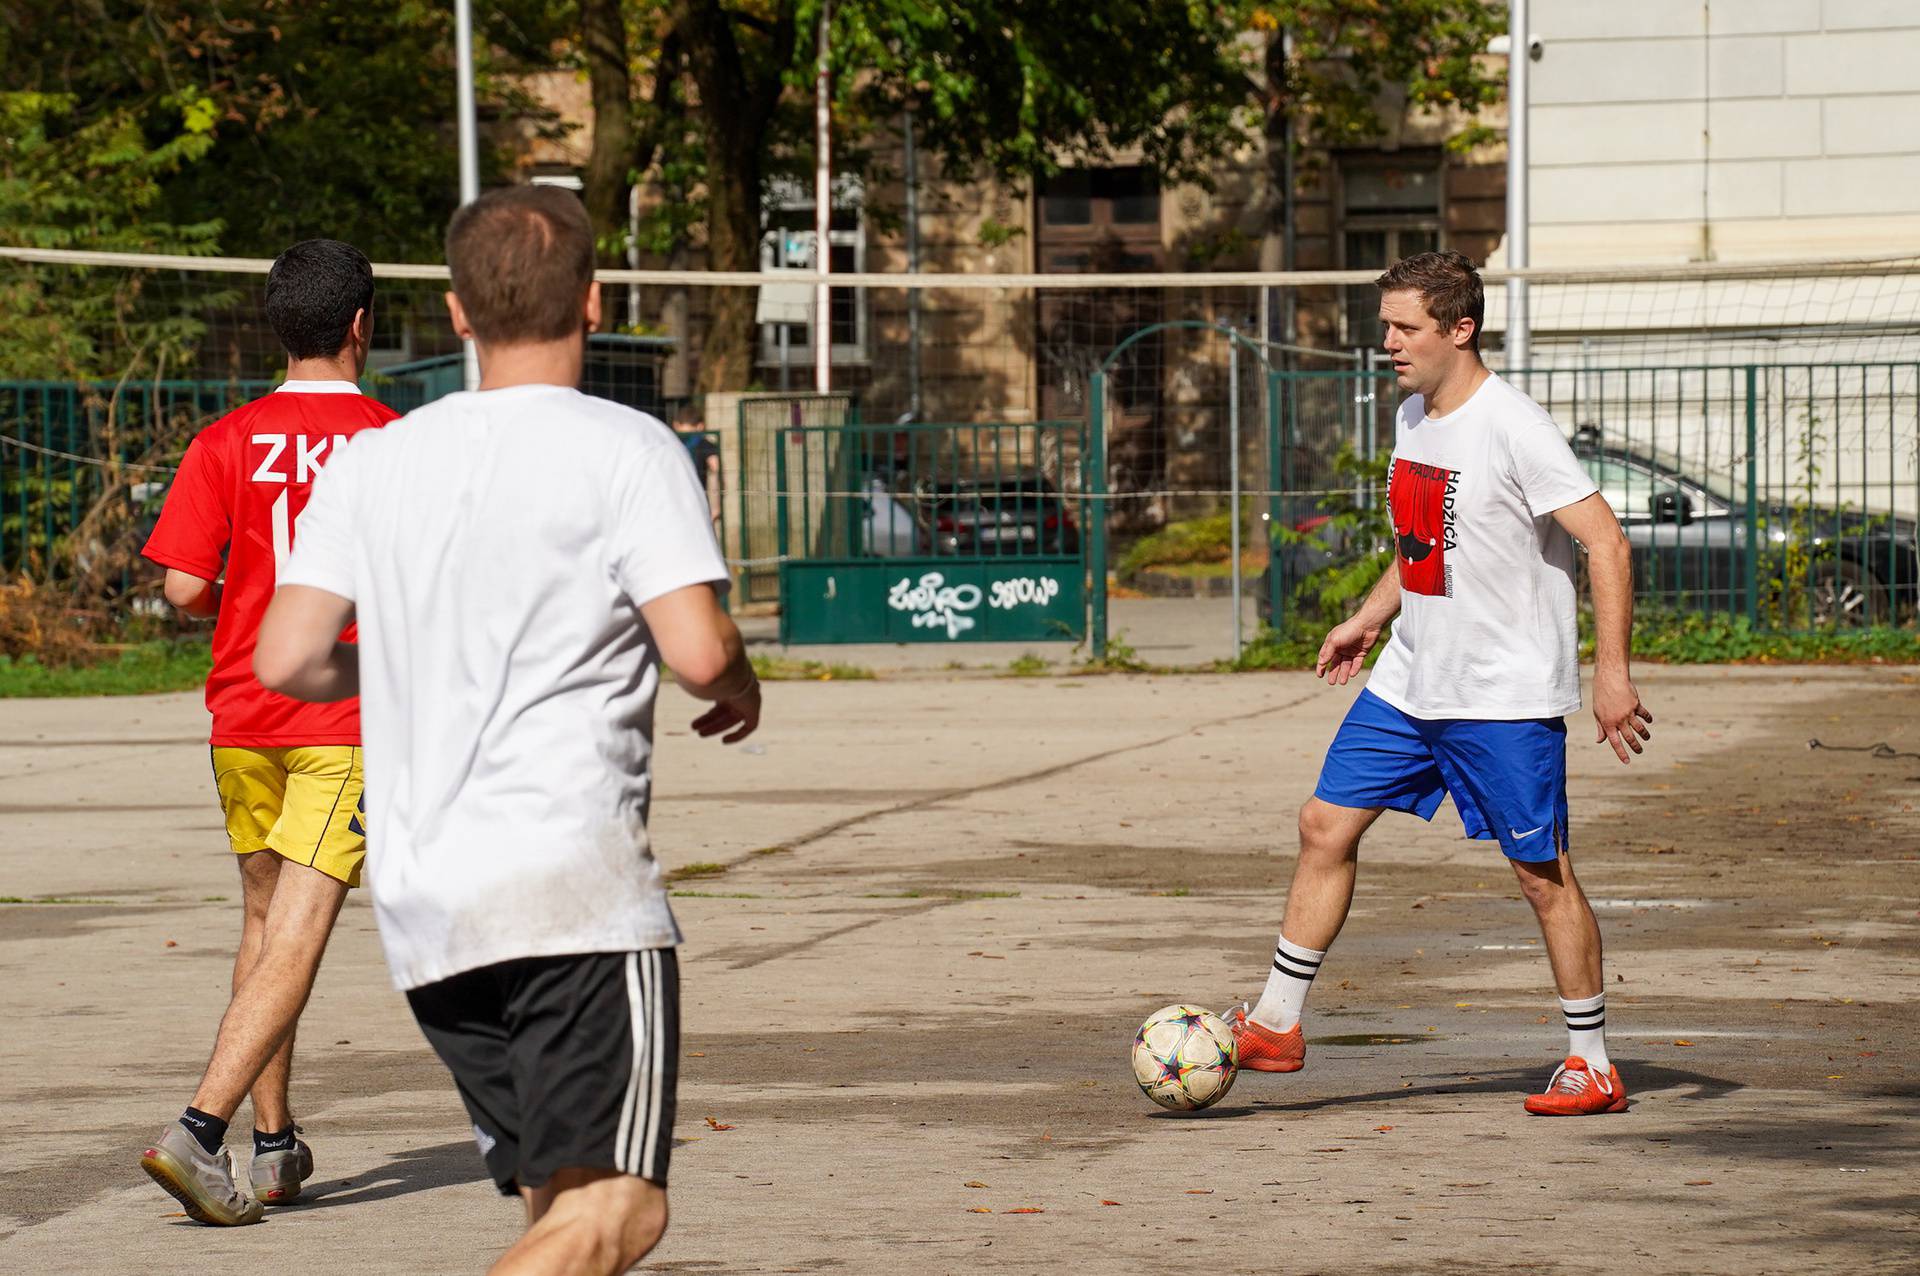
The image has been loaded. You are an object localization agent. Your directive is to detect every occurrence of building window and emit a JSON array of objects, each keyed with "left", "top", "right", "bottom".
[
  {"left": 1036, "top": 166, "right": 1163, "bottom": 272},
  {"left": 758, "top": 177, "right": 867, "bottom": 372},
  {"left": 1338, "top": 159, "right": 1443, "bottom": 346}
]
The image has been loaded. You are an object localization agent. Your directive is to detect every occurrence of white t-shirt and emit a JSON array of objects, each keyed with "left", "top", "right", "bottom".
[
  {"left": 281, "top": 385, "right": 728, "bottom": 990},
  {"left": 1364, "top": 373, "right": 1598, "bottom": 721}
]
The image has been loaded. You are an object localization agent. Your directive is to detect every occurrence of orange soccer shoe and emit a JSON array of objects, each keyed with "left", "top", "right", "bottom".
[
  {"left": 1225, "top": 1005, "right": 1306, "bottom": 1073},
  {"left": 1524, "top": 1057, "right": 1629, "bottom": 1116}
]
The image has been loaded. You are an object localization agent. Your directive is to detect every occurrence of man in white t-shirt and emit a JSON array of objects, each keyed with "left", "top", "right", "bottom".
[
  {"left": 1230, "top": 251, "right": 1653, "bottom": 1117},
  {"left": 252, "top": 185, "right": 760, "bottom": 1274}
]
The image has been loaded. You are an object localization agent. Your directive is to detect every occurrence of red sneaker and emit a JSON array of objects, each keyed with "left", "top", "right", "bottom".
[
  {"left": 1225, "top": 1004, "right": 1306, "bottom": 1073},
  {"left": 1524, "top": 1057, "right": 1628, "bottom": 1115}
]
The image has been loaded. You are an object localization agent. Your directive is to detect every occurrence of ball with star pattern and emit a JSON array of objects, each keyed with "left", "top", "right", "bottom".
[{"left": 1131, "top": 1004, "right": 1239, "bottom": 1111}]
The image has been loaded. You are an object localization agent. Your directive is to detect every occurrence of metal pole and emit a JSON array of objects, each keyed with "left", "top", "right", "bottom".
[
  {"left": 1229, "top": 332, "right": 1243, "bottom": 661},
  {"left": 813, "top": 1, "right": 831, "bottom": 395},
  {"left": 1505, "top": 0, "right": 1531, "bottom": 375},
  {"left": 904, "top": 107, "right": 922, "bottom": 420},
  {"left": 455, "top": 0, "right": 481, "bottom": 392},
  {"left": 1089, "top": 370, "right": 1108, "bottom": 659},
  {"left": 1744, "top": 364, "right": 1759, "bottom": 628}
]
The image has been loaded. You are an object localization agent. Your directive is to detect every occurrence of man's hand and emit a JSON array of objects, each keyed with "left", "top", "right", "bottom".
[
  {"left": 1592, "top": 670, "right": 1653, "bottom": 763},
  {"left": 691, "top": 679, "right": 761, "bottom": 744},
  {"left": 1316, "top": 615, "right": 1383, "bottom": 685}
]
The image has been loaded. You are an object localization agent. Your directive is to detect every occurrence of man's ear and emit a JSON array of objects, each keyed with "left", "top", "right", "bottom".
[
  {"left": 350, "top": 307, "right": 372, "bottom": 351},
  {"left": 1453, "top": 316, "right": 1478, "bottom": 351},
  {"left": 446, "top": 291, "right": 475, "bottom": 342},
  {"left": 584, "top": 280, "right": 603, "bottom": 335}
]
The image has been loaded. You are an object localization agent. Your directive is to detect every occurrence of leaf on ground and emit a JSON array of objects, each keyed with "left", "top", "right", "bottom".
[
  {"left": 1004, "top": 1207, "right": 1045, "bottom": 1214},
  {"left": 1685, "top": 1179, "right": 1713, "bottom": 1186},
  {"left": 1673, "top": 1039, "right": 1696, "bottom": 1047},
  {"left": 164, "top": 939, "right": 178, "bottom": 948},
  {"left": 689, "top": 1052, "right": 706, "bottom": 1057},
  {"left": 1314, "top": 1147, "right": 1346, "bottom": 1153},
  {"left": 964, "top": 1181, "right": 989, "bottom": 1188},
  {"left": 703, "top": 1117, "right": 735, "bottom": 1130},
  {"left": 1184, "top": 1189, "right": 1213, "bottom": 1194},
  {"left": 1373, "top": 1125, "right": 1394, "bottom": 1132},
  {"left": 1100, "top": 1200, "right": 1121, "bottom": 1206},
  {"left": 966, "top": 1207, "right": 992, "bottom": 1213}
]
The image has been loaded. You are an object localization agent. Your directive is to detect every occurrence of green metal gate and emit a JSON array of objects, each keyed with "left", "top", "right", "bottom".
[{"left": 776, "top": 420, "right": 1088, "bottom": 644}]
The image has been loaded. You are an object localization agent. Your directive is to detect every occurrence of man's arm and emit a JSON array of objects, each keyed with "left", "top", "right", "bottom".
[
  {"left": 162, "top": 569, "right": 221, "bottom": 619},
  {"left": 254, "top": 585, "right": 359, "bottom": 703},
  {"left": 1552, "top": 491, "right": 1652, "bottom": 763},
  {"left": 640, "top": 582, "right": 761, "bottom": 743},
  {"left": 1316, "top": 557, "right": 1403, "bottom": 685}
]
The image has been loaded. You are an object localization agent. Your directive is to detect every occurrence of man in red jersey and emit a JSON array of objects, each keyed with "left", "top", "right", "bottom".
[{"left": 136, "top": 240, "right": 398, "bottom": 1225}]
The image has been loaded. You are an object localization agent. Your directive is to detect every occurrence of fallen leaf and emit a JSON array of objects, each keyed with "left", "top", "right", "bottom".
[
  {"left": 966, "top": 1207, "right": 992, "bottom": 1214},
  {"left": 1184, "top": 1189, "right": 1213, "bottom": 1195},
  {"left": 164, "top": 939, "right": 178, "bottom": 948},
  {"left": 1454, "top": 1002, "right": 1472, "bottom": 1009},
  {"left": 1314, "top": 1147, "right": 1346, "bottom": 1153},
  {"left": 1373, "top": 1125, "right": 1394, "bottom": 1133},
  {"left": 1100, "top": 1200, "right": 1121, "bottom": 1206},
  {"left": 1004, "top": 1207, "right": 1045, "bottom": 1214},
  {"left": 703, "top": 1117, "right": 735, "bottom": 1131},
  {"left": 1672, "top": 1039, "right": 1696, "bottom": 1047},
  {"left": 964, "top": 1181, "right": 989, "bottom": 1189},
  {"left": 689, "top": 1052, "right": 706, "bottom": 1057},
  {"left": 1685, "top": 1180, "right": 1713, "bottom": 1186}
]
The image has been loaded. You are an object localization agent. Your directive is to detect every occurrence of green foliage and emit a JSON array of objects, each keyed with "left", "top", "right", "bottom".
[
  {"left": 0, "top": 92, "right": 224, "bottom": 377},
  {"left": 1244, "top": 2, "right": 1508, "bottom": 155},
  {"left": 749, "top": 653, "right": 876, "bottom": 681},
  {"left": 1004, "top": 652, "right": 1049, "bottom": 676},
  {"left": 1593, "top": 610, "right": 1920, "bottom": 666},
  {"left": 1117, "top": 513, "right": 1238, "bottom": 580},
  {"left": 1279, "top": 445, "right": 1393, "bottom": 620},
  {"left": 0, "top": 639, "right": 211, "bottom": 697},
  {"left": 1222, "top": 617, "right": 1333, "bottom": 671}
]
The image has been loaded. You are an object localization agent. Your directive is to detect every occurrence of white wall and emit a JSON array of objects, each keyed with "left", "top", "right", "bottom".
[{"left": 1514, "top": 0, "right": 1920, "bottom": 265}]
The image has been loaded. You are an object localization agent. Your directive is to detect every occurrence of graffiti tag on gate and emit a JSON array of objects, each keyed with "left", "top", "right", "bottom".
[{"left": 887, "top": 572, "right": 1064, "bottom": 640}]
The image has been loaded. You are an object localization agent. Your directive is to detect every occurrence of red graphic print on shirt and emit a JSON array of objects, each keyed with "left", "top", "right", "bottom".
[{"left": 1389, "top": 458, "right": 1458, "bottom": 598}]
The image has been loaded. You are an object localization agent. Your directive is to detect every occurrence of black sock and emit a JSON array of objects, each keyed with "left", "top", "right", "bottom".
[
  {"left": 178, "top": 1107, "right": 228, "bottom": 1155},
  {"left": 254, "top": 1125, "right": 297, "bottom": 1155}
]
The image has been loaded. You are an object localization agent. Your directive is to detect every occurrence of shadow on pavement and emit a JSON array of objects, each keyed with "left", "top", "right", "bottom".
[
  {"left": 287, "top": 1141, "right": 486, "bottom": 1211},
  {"left": 1233, "top": 1058, "right": 1744, "bottom": 1115}
]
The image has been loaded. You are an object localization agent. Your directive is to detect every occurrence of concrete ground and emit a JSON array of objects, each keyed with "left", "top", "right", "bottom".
[{"left": 1, "top": 664, "right": 1916, "bottom": 1274}]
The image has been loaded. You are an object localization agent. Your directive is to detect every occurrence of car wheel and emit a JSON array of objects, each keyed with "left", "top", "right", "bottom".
[{"left": 1810, "top": 559, "right": 1889, "bottom": 628}]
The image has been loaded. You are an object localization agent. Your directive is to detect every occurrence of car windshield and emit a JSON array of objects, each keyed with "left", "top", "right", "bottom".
[{"left": 1575, "top": 450, "right": 1732, "bottom": 519}]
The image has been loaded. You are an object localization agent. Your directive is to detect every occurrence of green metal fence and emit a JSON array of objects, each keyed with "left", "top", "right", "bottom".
[
  {"left": 1, "top": 378, "right": 275, "bottom": 577},
  {"left": 776, "top": 420, "right": 1088, "bottom": 644},
  {"left": 1270, "top": 363, "right": 1920, "bottom": 630}
]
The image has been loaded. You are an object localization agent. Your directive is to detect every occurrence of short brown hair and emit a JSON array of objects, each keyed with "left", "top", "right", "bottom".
[
  {"left": 1375, "top": 250, "right": 1484, "bottom": 351},
  {"left": 445, "top": 185, "right": 595, "bottom": 344}
]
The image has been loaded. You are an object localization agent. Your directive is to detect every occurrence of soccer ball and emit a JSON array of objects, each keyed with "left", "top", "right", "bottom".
[{"left": 1131, "top": 1004, "right": 1239, "bottom": 1111}]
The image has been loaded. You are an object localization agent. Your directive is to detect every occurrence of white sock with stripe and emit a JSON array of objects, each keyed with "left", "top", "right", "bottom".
[
  {"left": 1250, "top": 934, "right": 1325, "bottom": 1032},
  {"left": 1560, "top": 992, "right": 1610, "bottom": 1070}
]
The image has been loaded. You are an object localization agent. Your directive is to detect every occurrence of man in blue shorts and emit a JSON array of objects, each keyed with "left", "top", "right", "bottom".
[{"left": 1231, "top": 251, "right": 1653, "bottom": 1116}]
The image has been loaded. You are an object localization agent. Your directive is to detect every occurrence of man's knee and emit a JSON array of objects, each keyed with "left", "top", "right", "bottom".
[
  {"left": 1512, "top": 857, "right": 1576, "bottom": 912},
  {"left": 613, "top": 1190, "right": 668, "bottom": 1266},
  {"left": 1297, "top": 801, "right": 1360, "bottom": 863}
]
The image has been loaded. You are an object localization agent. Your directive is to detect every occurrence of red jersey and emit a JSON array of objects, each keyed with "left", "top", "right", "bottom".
[{"left": 143, "top": 381, "right": 399, "bottom": 746}]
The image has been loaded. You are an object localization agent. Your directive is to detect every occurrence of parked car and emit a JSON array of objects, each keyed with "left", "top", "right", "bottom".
[
  {"left": 1571, "top": 428, "right": 1917, "bottom": 627},
  {"left": 1258, "top": 429, "right": 1917, "bottom": 627},
  {"left": 915, "top": 475, "right": 1080, "bottom": 557}
]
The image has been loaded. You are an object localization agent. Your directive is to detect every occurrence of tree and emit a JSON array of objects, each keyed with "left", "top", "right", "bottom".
[
  {"left": 598, "top": 1, "right": 1505, "bottom": 393},
  {"left": 1, "top": 0, "right": 573, "bottom": 264}
]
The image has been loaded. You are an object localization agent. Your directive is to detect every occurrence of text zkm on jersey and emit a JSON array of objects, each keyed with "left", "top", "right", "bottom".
[{"left": 251, "top": 434, "right": 355, "bottom": 484}]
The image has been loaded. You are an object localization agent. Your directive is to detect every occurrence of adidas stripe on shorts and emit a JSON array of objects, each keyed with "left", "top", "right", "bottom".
[{"left": 406, "top": 948, "right": 680, "bottom": 1192}]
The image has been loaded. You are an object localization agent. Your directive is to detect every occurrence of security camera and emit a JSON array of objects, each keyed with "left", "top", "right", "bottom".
[{"left": 1486, "top": 35, "right": 1544, "bottom": 61}]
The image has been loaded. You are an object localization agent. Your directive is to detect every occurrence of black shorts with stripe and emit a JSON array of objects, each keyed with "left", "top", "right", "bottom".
[{"left": 406, "top": 948, "right": 679, "bottom": 1193}]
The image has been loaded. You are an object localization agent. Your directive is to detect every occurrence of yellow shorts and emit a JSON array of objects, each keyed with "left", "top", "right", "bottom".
[{"left": 211, "top": 745, "right": 366, "bottom": 887}]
